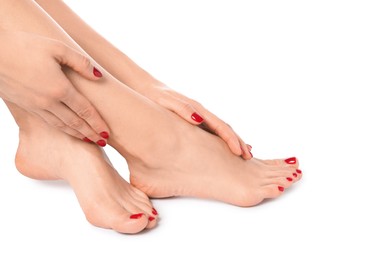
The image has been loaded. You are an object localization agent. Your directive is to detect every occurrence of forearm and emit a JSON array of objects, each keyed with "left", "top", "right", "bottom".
[{"left": 35, "top": 0, "right": 165, "bottom": 94}]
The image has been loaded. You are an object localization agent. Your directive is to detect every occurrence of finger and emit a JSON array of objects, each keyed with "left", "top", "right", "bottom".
[
  {"left": 238, "top": 137, "right": 252, "bottom": 160},
  {"left": 35, "top": 110, "right": 84, "bottom": 140},
  {"left": 156, "top": 93, "right": 204, "bottom": 125},
  {"left": 52, "top": 41, "right": 103, "bottom": 80},
  {"left": 47, "top": 102, "right": 106, "bottom": 146},
  {"left": 61, "top": 87, "right": 110, "bottom": 141}
]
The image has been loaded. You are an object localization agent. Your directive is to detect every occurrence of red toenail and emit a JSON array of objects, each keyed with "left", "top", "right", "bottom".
[
  {"left": 100, "top": 131, "right": 109, "bottom": 139},
  {"left": 293, "top": 173, "right": 298, "bottom": 178},
  {"left": 96, "top": 140, "right": 106, "bottom": 147},
  {"left": 191, "top": 112, "right": 204, "bottom": 123},
  {"left": 278, "top": 186, "right": 284, "bottom": 192},
  {"left": 286, "top": 177, "right": 293, "bottom": 182},
  {"left": 284, "top": 157, "right": 297, "bottom": 164},
  {"left": 296, "top": 169, "right": 302, "bottom": 174},
  {"left": 148, "top": 216, "right": 155, "bottom": 221},
  {"left": 152, "top": 208, "right": 158, "bottom": 216},
  {"left": 82, "top": 137, "right": 93, "bottom": 143},
  {"left": 130, "top": 213, "right": 144, "bottom": 219}
]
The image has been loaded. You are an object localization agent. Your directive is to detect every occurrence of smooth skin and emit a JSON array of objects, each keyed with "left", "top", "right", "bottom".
[{"left": 0, "top": 0, "right": 301, "bottom": 233}]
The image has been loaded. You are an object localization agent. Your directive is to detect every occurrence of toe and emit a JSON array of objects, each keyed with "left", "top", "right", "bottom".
[
  {"left": 261, "top": 184, "right": 286, "bottom": 199},
  {"left": 112, "top": 212, "right": 148, "bottom": 234},
  {"left": 258, "top": 157, "right": 300, "bottom": 168}
]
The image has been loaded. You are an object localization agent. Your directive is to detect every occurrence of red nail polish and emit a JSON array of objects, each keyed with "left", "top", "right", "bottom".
[
  {"left": 148, "top": 216, "right": 155, "bottom": 221},
  {"left": 130, "top": 213, "right": 144, "bottom": 219},
  {"left": 82, "top": 137, "right": 93, "bottom": 143},
  {"left": 293, "top": 173, "right": 298, "bottom": 178},
  {"left": 100, "top": 131, "right": 109, "bottom": 139},
  {"left": 284, "top": 157, "right": 297, "bottom": 164},
  {"left": 96, "top": 140, "right": 106, "bottom": 147},
  {"left": 152, "top": 208, "right": 158, "bottom": 216},
  {"left": 93, "top": 67, "right": 103, "bottom": 78},
  {"left": 191, "top": 112, "right": 204, "bottom": 123},
  {"left": 278, "top": 186, "right": 284, "bottom": 192},
  {"left": 286, "top": 177, "right": 293, "bottom": 182},
  {"left": 296, "top": 169, "right": 302, "bottom": 174}
]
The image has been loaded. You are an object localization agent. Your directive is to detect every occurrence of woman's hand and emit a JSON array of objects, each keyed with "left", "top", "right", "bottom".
[
  {"left": 143, "top": 85, "right": 253, "bottom": 159},
  {"left": 0, "top": 32, "right": 109, "bottom": 145}
]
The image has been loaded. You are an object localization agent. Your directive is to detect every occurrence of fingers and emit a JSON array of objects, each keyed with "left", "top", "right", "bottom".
[
  {"left": 52, "top": 41, "right": 103, "bottom": 80},
  {"left": 156, "top": 92, "right": 204, "bottom": 125}
]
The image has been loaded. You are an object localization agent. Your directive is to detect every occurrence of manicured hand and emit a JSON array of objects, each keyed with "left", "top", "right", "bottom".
[
  {"left": 144, "top": 85, "right": 253, "bottom": 159},
  {"left": 0, "top": 32, "right": 109, "bottom": 145}
]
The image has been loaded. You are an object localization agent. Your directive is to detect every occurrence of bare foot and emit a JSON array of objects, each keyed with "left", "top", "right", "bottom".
[
  {"left": 128, "top": 121, "right": 302, "bottom": 206},
  {"left": 6, "top": 103, "right": 158, "bottom": 234}
]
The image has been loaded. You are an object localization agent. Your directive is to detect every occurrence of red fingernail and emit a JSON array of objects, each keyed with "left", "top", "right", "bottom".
[
  {"left": 284, "top": 157, "right": 297, "bottom": 164},
  {"left": 278, "top": 186, "right": 284, "bottom": 192},
  {"left": 152, "top": 208, "right": 158, "bottom": 216},
  {"left": 130, "top": 213, "right": 144, "bottom": 219},
  {"left": 293, "top": 173, "right": 298, "bottom": 178},
  {"left": 96, "top": 140, "right": 106, "bottom": 147},
  {"left": 296, "top": 169, "right": 302, "bottom": 174},
  {"left": 191, "top": 112, "right": 204, "bottom": 123},
  {"left": 82, "top": 137, "right": 93, "bottom": 143},
  {"left": 286, "top": 177, "right": 293, "bottom": 182},
  {"left": 93, "top": 67, "right": 103, "bottom": 78},
  {"left": 148, "top": 216, "right": 155, "bottom": 221},
  {"left": 100, "top": 131, "right": 109, "bottom": 139}
]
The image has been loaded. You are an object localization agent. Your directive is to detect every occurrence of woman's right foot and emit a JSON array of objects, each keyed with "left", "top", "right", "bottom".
[{"left": 6, "top": 103, "right": 157, "bottom": 234}]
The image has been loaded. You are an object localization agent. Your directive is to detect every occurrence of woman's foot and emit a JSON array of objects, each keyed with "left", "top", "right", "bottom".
[
  {"left": 6, "top": 103, "right": 158, "bottom": 234},
  {"left": 128, "top": 121, "right": 302, "bottom": 206}
]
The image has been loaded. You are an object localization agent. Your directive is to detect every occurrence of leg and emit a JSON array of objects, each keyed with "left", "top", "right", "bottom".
[
  {"left": 1, "top": 0, "right": 301, "bottom": 206},
  {"left": 4, "top": 100, "right": 158, "bottom": 233}
]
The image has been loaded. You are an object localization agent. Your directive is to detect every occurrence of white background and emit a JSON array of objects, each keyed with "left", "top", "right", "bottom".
[{"left": 1, "top": 0, "right": 366, "bottom": 259}]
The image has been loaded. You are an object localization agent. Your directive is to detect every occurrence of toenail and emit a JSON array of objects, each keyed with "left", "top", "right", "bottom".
[
  {"left": 96, "top": 140, "right": 106, "bottom": 147},
  {"left": 278, "top": 186, "right": 284, "bottom": 192},
  {"left": 148, "top": 216, "right": 155, "bottom": 221},
  {"left": 152, "top": 208, "right": 158, "bottom": 216},
  {"left": 296, "top": 169, "right": 302, "bottom": 174},
  {"left": 130, "top": 213, "right": 144, "bottom": 219},
  {"left": 82, "top": 137, "right": 93, "bottom": 143},
  {"left": 293, "top": 173, "right": 297, "bottom": 178},
  {"left": 100, "top": 131, "right": 109, "bottom": 139},
  {"left": 286, "top": 177, "right": 293, "bottom": 182},
  {"left": 284, "top": 157, "right": 297, "bottom": 164},
  {"left": 191, "top": 112, "right": 204, "bottom": 123}
]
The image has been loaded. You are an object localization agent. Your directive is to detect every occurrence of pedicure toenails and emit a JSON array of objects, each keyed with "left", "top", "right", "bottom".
[
  {"left": 93, "top": 67, "right": 103, "bottom": 77},
  {"left": 296, "top": 169, "right": 302, "bottom": 174},
  {"left": 293, "top": 173, "right": 298, "bottom": 178},
  {"left": 191, "top": 112, "right": 204, "bottom": 123},
  {"left": 100, "top": 131, "right": 109, "bottom": 139},
  {"left": 96, "top": 140, "right": 106, "bottom": 147},
  {"left": 148, "top": 216, "right": 155, "bottom": 221},
  {"left": 278, "top": 186, "right": 285, "bottom": 192},
  {"left": 286, "top": 177, "right": 293, "bottom": 182},
  {"left": 152, "top": 208, "right": 158, "bottom": 216},
  {"left": 82, "top": 137, "right": 93, "bottom": 143},
  {"left": 130, "top": 213, "right": 144, "bottom": 219},
  {"left": 284, "top": 157, "right": 297, "bottom": 164}
]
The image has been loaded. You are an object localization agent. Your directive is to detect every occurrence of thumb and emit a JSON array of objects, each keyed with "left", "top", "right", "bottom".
[{"left": 54, "top": 42, "right": 103, "bottom": 80}]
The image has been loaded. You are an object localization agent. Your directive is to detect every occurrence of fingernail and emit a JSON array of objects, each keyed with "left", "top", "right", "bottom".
[
  {"left": 191, "top": 112, "right": 204, "bottom": 123},
  {"left": 130, "top": 213, "right": 144, "bottom": 219},
  {"left": 248, "top": 145, "right": 252, "bottom": 150},
  {"left": 278, "top": 186, "right": 285, "bottom": 192},
  {"left": 152, "top": 208, "right": 158, "bottom": 216},
  {"left": 296, "top": 169, "right": 302, "bottom": 174},
  {"left": 286, "top": 177, "right": 293, "bottom": 182},
  {"left": 96, "top": 140, "right": 106, "bottom": 147},
  {"left": 82, "top": 137, "right": 93, "bottom": 143},
  {"left": 148, "top": 216, "right": 155, "bottom": 221},
  {"left": 284, "top": 157, "right": 297, "bottom": 164},
  {"left": 100, "top": 131, "right": 109, "bottom": 139},
  {"left": 293, "top": 173, "right": 298, "bottom": 178},
  {"left": 93, "top": 67, "right": 103, "bottom": 78},
  {"left": 249, "top": 151, "right": 253, "bottom": 158}
]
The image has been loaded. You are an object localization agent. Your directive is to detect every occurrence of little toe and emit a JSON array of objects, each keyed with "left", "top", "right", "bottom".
[{"left": 261, "top": 184, "right": 286, "bottom": 199}]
